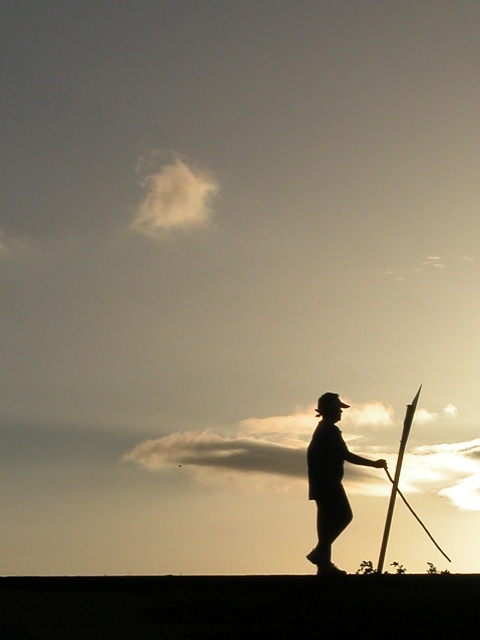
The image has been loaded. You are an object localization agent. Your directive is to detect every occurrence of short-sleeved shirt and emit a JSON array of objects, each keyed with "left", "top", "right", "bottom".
[{"left": 307, "top": 420, "right": 349, "bottom": 500}]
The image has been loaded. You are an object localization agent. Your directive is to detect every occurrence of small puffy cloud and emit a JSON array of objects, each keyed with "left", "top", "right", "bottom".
[
  {"left": 443, "top": 403, "right": 458, "bottom": 418},
  {"left": 462, "top": 256, "right": 475, "bottom": 262},
  {"left": 341, "top": 401, "right": 394, "bottom": 430},
  {"left": 131, "top": 155, "right": 219, "bottom": 238},
  {"left": 415, "top": 408, "right": 438, "bottom": 425}
]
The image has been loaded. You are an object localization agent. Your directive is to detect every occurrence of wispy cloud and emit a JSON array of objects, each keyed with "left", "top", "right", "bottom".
[
  {"left": 385, "top": 254, "right": 477, "bottom": 282},
  {"left": 405, "top": 439, "right": 480, "bottom": 511},
  {"left": 384, "top": 255, "right": 446, "bottom": 281},
  {"left": 131, "top": 154, "right": 219, "bottom": 238},
  {"left": 419, "top": 256, "right": 446, "bottom": 271},
  {"left": 0, "top": 227, "right": 34, "bottom": 258}
]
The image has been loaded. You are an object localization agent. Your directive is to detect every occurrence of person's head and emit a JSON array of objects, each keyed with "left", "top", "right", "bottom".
[{"left": 316, "top": 392, "right": 350, "bottom": 422}]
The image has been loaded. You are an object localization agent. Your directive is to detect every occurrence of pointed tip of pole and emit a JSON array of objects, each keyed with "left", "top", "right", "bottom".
[{"left": 411, "top": 384, "right": 422, "bottom": 409}]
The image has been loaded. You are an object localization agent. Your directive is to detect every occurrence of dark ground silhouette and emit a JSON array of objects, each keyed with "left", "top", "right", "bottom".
[{"left": 0, "top": 574, "right": 478, "bottom": 638}]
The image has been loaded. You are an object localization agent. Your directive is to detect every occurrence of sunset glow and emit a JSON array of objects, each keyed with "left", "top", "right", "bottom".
[{"left": 1, "top": 2, "right": 480, "bottom": 576}]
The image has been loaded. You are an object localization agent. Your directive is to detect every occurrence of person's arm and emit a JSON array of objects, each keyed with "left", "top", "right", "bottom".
[{"left": 345, "top": 451, "right": 387, "bottom": 469}]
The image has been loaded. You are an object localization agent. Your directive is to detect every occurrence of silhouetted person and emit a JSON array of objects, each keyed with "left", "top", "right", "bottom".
[{"left": 307, "top": 392, "right": 387, "bottom": 575}]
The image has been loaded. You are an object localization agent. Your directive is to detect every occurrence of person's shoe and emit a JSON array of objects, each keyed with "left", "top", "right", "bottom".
[
  {"left": 317, "top": 562, "right": 347, "bottom": 577},
  {"left": 306, "top": 548, "right": 322, "bottom": 565}
]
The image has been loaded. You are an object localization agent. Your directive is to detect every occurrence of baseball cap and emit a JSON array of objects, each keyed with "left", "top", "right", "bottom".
[{"left": 316, "top": 392, "right": 350, "bottom": 416}]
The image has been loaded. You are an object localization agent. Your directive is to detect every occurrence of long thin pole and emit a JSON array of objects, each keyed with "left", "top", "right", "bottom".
[{"left": 377, "top": 385, "right": 422, "bottom": 573}]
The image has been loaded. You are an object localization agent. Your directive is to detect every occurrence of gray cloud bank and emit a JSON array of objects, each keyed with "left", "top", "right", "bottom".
[{"left": 124, "top": 431, "right": 306, "bottom": 478}]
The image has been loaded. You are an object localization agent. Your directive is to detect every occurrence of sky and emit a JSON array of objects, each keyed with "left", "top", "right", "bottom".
[{"left": 1, "top": 0, "right": 480, "bottom": 575}]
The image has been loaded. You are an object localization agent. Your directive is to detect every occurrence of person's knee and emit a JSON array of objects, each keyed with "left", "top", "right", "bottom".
[{"left": 340, "top": 508, "right": 353, "bottom": 530}]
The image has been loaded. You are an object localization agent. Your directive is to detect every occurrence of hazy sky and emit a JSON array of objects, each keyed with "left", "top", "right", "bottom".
[{"left": 1, "top": 1, "right": 480, "bottom": 575}]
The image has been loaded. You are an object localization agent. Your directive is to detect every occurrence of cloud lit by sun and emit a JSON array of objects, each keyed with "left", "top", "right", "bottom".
[
  {"left": 124, "top": 401, "right": 480, "bottom": 510},
  {"left": 131, "top": 155, "right": 219, "bottom": 238},
  {"left": 443, "top": 403, "right": 458, "bottom": 418}
]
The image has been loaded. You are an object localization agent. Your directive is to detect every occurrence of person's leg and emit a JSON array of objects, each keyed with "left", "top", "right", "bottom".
[
  {"left": 316, "top": 501, "right": 332, "bottom": 564},
  {"left": 312, "top": 485, "right": 352, "bottom": 570},
  {"left": 329, "top": 483, "right": 353, "bottom": 543}
]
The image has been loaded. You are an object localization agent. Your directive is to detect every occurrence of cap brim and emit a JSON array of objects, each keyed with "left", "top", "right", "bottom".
[{"left": 339, "top": 402, "right": 350, "bottom": 408}]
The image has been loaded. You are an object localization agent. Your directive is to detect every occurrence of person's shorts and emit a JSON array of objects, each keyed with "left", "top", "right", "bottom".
[{"left": 314, "top": 482, "right": 352, "bottom": 527}]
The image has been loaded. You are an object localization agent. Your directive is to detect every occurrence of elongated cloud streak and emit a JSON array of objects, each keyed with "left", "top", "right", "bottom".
[
  {"left": 124, "top": 431, "right": 307, "bottom": 477},
  {"left": 124, "top": 395, "right": 480, "bottom": 509},
  {"left": 385, "top": 255, "right": 446, "bottom": 280},
  {"left": 123, "top": 429, "right": 382, "bottom": 494},
  {"left": 123, "top": 401, "right": 398, "bottom": 494},
  {"left": 131, "top": 157, "right": 219, "bottom": 237}
]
